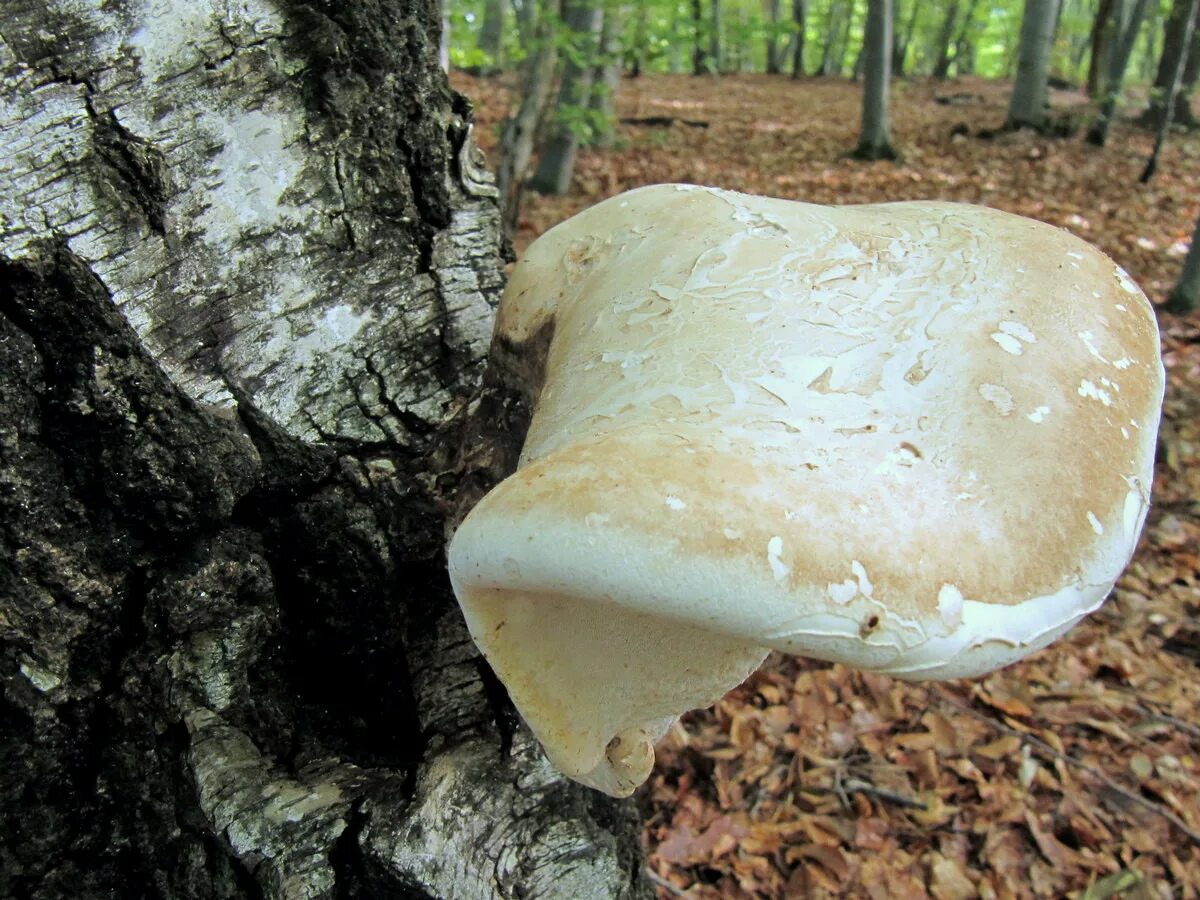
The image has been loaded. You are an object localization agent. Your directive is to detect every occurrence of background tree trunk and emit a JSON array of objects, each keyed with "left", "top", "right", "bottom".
[
  {"left": 0, "top": 2, "right": 650, "bottom": 898},
  {"left": 694, "top": 0, "right": 710, "bottom": 74},
  {"left": 514, "top": 0, "right": 540, "bottom": 49},
  {"left": 1167, "top": 210, "right": 1200, "bottom": 313},
  {"left": 591, "top": 7, "right": 624, "bottom": 147},
  {"left": 630, "top": 0, "right": 648, "bottom": 76},
  {"left": 440, "top": 0, "right": 453, "bottom": 71},
  {"left": 932, "top": 2, "right": 961, "bottom": 79},
  {"left": 1142, "top": 0, "right": 1200, "bottom": 181},
  {"left": 894, "top": 0, "right": 919, "bottom": 76},
  {"left": 792, "top": 0, "right": 809, "bottom": 76},
  {"left": 1006, "top": 0, "right": 1061, "bottom": 130},
  {"left": 499, "top": 0, "right": 564, "bottom": 233},
  {"left": 836, "top": 1, "right": 858, "bottom": 75},
  {"left": 711, "top": 0, "right": 724, "bottom": 73},
  {"left": 951, "top": 0, "right": 984, "bottom": 76},
  {"left": 531, "top": 0, "right": 605, "bottom": 194},
  {"left": 854, "top": 0, "right": 897, "bottom": 159},
  {"left": 819, "top": 1, "right": 844, "bottom": 75},
  {"left": 480, "top": 0, "right": 509, "bottom": 71},
  {"left": 1142, "top": 0, "right": 1200, "bottom": 128},
  {"left": 1087, "top": 0, "right": 1151, "bottom": 144},
  {"left": 766, "top": 0, "right": 783, "bottom": 73},
  {"left": 1088, "top": 0, "right": 1117, "bottom": 95}
]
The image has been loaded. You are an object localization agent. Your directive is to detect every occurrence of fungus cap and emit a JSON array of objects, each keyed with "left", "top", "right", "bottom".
[{"left": 448, "top": 185, "right": 1165, "bottom": 797}]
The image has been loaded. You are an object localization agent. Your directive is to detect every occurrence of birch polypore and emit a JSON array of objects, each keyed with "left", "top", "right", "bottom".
[{"left": 449, "top": 185, "right": 1165, "bottom": 797}]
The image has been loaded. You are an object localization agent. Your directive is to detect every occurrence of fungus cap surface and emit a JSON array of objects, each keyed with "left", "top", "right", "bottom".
[{"left": 448, "top": 185, "right": 1165, "bottom": 797}]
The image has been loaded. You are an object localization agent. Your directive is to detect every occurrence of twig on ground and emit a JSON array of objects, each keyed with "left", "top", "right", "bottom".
[
  {"left": 939, "top": 694, "right": 1200, "bottom": 846},
  {"left": 796, "top": 778, "right": 928, "bottom": 811},
  {"left": 1138, "top": 706, "right": 1200, "bottom": 739},
  {"left": 620, "top": 115, "right": 710, "bottom": 128},
  {"left": 645, "top": 867, "right": 690, "bottom": 897}
]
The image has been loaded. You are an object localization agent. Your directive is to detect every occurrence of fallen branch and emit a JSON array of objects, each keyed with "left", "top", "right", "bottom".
[{"left": 620, "top": 115, "right": 710, "bottom": 128}]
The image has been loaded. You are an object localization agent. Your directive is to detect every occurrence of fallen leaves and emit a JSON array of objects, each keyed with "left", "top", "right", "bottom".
[{"left": 452, "top": 70, "right": 1200, "bottom": 898}]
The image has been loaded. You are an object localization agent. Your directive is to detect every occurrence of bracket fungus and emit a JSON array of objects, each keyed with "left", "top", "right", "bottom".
[{"left": 448, "top": 184, "right": 1165, "bottom": 797}]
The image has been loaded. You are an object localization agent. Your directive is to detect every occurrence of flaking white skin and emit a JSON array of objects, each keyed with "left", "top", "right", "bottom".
[{"left": 448, "top": 185, "right": 1165, "bottom": 797}]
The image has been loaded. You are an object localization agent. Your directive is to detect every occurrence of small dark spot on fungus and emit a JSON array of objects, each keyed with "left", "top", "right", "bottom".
[
  {"left": 899, "top": 441, "right": 923, "bottom": 459},
  {"left": 860, "top": 614, "right": 881, "bottom": 637}
]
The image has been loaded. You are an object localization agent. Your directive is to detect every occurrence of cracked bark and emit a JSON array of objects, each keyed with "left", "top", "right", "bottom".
[{"left": 0, "top": 2, "right": 649, "bottom": 898}]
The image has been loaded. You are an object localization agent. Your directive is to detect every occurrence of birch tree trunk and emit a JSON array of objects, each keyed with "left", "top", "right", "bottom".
[
  {"left": 853, "top": 0, "right": 898, "bottom": 159},
  {"left": 1006, "top": 0, "right": 1061, "bottom": 130},
  {"left": 0, "top": 2, "right": 650, "bottom": 898}
]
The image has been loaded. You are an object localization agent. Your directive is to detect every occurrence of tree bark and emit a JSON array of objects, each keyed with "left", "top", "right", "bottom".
[
  {"left": 711, "top": 0, "right": 724, "bottom": 73},
  {"left": 1174, "top": 28, "right": 1200, "bottom": 127},
  {"left": 631, "top": 0, "right": 648, "bottom": 76},
  {"left": 0, "top": 2, "right": 650, "bottom": 898},
  {"left": 514, "top": 0, "right": 540, "bottom": 50},
  {"left": 894, "top": 0, "right": 919, "bottom": 76},
  {"left": 932, "top": 2, "right": 961, "bottom": 80},
  {"left": 694, "top": 0, "right": 710, "bottom": 74},
  {"left": 499, "top": 0, "right": 564, "bottom": 232},
  {"left": 766, "top": 0, "right": 783, "bottom": 73},
  {"left": 1142, "top": 0, "right": 1200, "bottom": 181},
  {"left": 1142, "top": 0, "right": 1200, "bottom": 128},
  {"left": 792, "top": 0, "right": 809, "bottom": 77},
  {"left": 819, "top": 1, "right": 843, "bottom": 75},
  {"left": 1088, "top": 0, "right": 1117, "bottom": 95},
  {"left": 1006, "top": 0, "right": 1061, "bottom": 130},
  {"left": 951, "top": 0, "right": 984, "bottom": 76},
  {"left": 836, "top": 0, "right": 858, "bottom": 75},
  {"left": 591, "top": 6, "right": 625, "bottom": 146},
  {"left": 531, "top": 0, "right": 605, "bottom": 195},
  {"left": 1087, "top": 0, "right": 1151, "bottom": 144},
  {"left": 480, "top": 0, "right": 509, "bottom": 71},
  {"left": 440, "top": 0, "right": 452, "bottom": 71},
  {"left": 1167, "top": 210, "right": 1200, "bottom": 313},
  {"left": 854, "top": 0, "right": 897, "bottom": 159}
]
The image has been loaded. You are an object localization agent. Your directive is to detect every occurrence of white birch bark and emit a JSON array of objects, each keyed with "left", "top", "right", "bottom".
[{"left": 0, "top": 1, "right": 650, "bottom": 897}]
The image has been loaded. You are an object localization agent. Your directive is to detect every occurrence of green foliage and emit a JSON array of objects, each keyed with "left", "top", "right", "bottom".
[
  {"left": 445, "top": 0, "right": 1172, "bottom": 84},
  {"left": 555, "top": 94, "right": 614, "bottom": 141}
]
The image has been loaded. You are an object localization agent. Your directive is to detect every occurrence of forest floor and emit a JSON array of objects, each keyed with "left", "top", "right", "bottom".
[{"left": 453, "top": 72, "right": 1200, "bottom": 899}]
